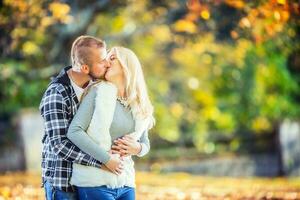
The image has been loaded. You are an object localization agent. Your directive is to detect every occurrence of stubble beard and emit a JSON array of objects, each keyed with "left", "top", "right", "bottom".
[{"left": 88, "top": 70, "right": 106, "bottom": 81}]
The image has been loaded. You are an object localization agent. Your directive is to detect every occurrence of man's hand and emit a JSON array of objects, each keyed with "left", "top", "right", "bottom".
[
  {"left": 100, "top": 164, "right": 112, "bottom": 173},
  {"left": 111, "top": 135, "right": 142, "bottom": 157},
  {"left": 104, "top": 153, "right": 124, "bottom": 175}
]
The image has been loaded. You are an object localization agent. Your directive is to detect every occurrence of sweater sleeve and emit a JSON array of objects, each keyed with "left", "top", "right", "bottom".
[
  {"left": 39, "top": 85, "right": 102, "bottom": 168},
  {"left": 136, "top": 130, "right": 150, "bottom": 157},
  {"left": 67, "top": 86, "right": 111, "bottom": 164}
]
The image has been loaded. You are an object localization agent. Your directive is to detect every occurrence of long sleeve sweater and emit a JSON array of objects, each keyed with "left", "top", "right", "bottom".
[{"left": 66, "top": 84, "right": 150, "bottom": 188}]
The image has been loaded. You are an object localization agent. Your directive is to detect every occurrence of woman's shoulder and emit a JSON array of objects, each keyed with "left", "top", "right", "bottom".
[
  {"left": 90, "top": 81, "right": 118, "bottom": 96},
  {"left": 92, "top": 81, "right": 117, "bottom": 90}
]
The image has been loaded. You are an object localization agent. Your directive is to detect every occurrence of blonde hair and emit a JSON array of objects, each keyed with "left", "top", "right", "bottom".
[
  {"left": 71, "top": 35, "right": 106, "bottom": 71},
  {"left": 113, "top": 46, "right": 155, "bottom": 129},
  {"left": 81, "top": 47, "right": 155, "bottom": 129}
]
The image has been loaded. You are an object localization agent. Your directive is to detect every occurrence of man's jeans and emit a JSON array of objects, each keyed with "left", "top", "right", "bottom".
[
  {"left": 77, "top": 185, "right": 135, "bottom": 200},
  {"left": 44, "top": 181, "right": 77, "bottom": 200}
]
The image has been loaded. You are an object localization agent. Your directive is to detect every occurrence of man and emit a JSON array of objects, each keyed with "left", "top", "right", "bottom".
[{"left": 39, "top": 35, "right": 123, "bottom": 199}]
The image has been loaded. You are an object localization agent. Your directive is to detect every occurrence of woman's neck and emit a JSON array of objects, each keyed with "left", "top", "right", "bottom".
[{"left": 110, "top": 78, "right": 126, "bottom": 98}]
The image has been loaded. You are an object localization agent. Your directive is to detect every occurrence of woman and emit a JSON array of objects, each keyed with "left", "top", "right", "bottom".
[{"left": 67, "top": 46, "right": 155, "bottom": 200}]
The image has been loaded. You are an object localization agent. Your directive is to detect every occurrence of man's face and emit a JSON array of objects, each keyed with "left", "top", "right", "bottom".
[{"left": 88, "top": 47, "right": 110, "bottom": 80}]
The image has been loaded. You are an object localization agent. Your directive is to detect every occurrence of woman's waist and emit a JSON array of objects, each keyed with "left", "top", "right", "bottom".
[
  {"left": 72, "top": 158, "right": 134, "bottom": 178},
  {"left": 71, "top": 161, "right": 135, "bottom": 187}
]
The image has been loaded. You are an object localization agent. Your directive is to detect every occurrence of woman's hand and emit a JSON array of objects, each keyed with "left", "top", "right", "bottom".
[
  {"left": 111, "top": 135, "right": 142, "bottom": 157},
  {"left": 104, "top": 153, "right": 124, "bottom": 175},
  {"left": 100, "top": 164, "right": 112, "bottom": 173}
]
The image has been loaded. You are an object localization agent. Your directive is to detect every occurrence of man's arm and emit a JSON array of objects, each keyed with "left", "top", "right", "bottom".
[{"left": 40, "top": 86, "right": 102, "bottom": 168}]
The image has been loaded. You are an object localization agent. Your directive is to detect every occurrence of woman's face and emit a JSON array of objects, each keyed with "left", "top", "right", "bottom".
[{"left": 105, "top": 49, "right": 125, "bottom": 82}]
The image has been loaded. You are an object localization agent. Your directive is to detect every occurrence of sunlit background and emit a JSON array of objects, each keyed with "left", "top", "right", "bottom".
[{"left": 0, "top": 0, "right": 300, "bottom": 199}]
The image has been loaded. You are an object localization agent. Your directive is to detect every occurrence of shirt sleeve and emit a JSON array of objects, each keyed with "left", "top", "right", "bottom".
[
  {"left": 136, "top": 130, "right": 150, "bottom": 157},
  {"left": 40, "top": 86, "right": 102, "bottom": 168},
  {"left": 67, "top": 86, "right": 111, "bottom": 164}
]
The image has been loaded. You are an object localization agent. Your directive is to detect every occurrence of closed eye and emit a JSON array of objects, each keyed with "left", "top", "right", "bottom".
[{"left": 110, "top": 55, "right": 116, "bottom": 61}]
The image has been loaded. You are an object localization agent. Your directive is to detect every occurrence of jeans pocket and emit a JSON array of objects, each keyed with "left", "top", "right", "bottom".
[{"left": 44, "top": 181, "right": 54, "bottom": 200}]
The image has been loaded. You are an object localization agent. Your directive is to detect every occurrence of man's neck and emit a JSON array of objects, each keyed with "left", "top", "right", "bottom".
[{"left": 67, "top": 69, "right": 90, "bottom": 89}]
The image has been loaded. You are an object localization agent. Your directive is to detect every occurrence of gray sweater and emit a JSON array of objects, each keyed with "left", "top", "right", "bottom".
[{"left": 67, "top": 86, "right": 150, "bottom": 165}]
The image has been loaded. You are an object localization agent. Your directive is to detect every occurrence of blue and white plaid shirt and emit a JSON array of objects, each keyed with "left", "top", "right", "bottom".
[{"left": 39, "top": 66, "right": 102, "bottom": 192}]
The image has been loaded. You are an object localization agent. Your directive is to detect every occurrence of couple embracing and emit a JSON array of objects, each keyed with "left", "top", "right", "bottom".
[{"left": 39, "top": 35, "right": 155, "bottom": 200}]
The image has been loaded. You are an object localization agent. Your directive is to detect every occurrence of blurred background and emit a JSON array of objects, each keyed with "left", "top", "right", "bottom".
[{"left": 0, "top": 0, "right": 300, "bottom": 199}]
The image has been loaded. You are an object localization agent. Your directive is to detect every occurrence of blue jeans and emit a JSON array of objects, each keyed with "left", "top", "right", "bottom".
[
  {"left": 77, "top": 186, "right": 135, "bottom": 200},
  {"left": 44, "top": 181, "right": 77, "bottom": 200}
]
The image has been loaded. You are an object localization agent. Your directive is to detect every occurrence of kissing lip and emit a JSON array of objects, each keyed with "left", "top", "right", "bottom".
[
  {"left": 104, "top": 68, "right": 110, "bottom": 78},
  {"left": 105, "top": 68, "right": 110, "bottom": 74}
]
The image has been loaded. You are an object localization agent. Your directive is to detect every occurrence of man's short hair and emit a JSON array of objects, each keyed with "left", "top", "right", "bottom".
[{"left": 71, "top": 35, "right": 106, "bottom": 70}]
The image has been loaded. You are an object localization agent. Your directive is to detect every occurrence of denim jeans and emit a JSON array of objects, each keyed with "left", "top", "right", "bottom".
[
  {"left": 77, "top": 185, "right": 135, "bottom": 200},
  {"left": 44, "top": 181, "right": 77, "bottom": 200}
]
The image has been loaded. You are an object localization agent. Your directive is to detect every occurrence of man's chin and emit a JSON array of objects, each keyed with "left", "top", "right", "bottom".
[
  {"left": 103, "top": 72, "right": 109, "bottom": 81},
  {"left": 89, "top": 73, "right": 106, "bottom": 81}
]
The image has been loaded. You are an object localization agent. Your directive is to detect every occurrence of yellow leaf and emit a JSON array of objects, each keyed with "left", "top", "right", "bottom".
[
  {"left": 277, "top": 0, "right": 286, "bottom": 5},
  {"left": 49, "top": 2, "right": 71, "bottom": 22},
  {"left": 41, "top": 16, "right": 54, "bottom": 27},
  {"left": 274, "top": 11, "right": 281, "bottom": 21},
  {"left": 173, "top": 19, "right": 197, "bottom": 33},
  {"left": 240, "top": 17, "right": 251, "bottom": 28},
  {"left": 151, "top": 25, "right": 171, "bottom": 42},
  {"left": 194, "top": 91, "right": 215, "bottom": 106},
  {"left": 225, "top": 0, "right": 245, "bottom": 9},
  {"left": 201, "top": 106, "right": 220, "bottom": 121},
  {"left": 22, "top": 41, "right": 40, "bottom": 55},
  {"left": 200, "top": 10, "right": 210, "bottom": 20},
  {"left": 170, "top": 103, "right": 183, "bottom": 118},
  {"left": 251, "top": 117, "right": 271, "bottom": 132}
]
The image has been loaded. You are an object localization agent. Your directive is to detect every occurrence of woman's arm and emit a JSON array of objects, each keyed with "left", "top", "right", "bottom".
[
  {"left": 67, "top": 86, "right": 111, "bottom": 164},
  {"left": 39, "top": 86, "right": 101, "bottom": 168},
  {"left": 137, "top": 130, "right": 150, "bottom": 157},
  {"left": 112, "top": 130, "right": 150, "bottom": 157}
]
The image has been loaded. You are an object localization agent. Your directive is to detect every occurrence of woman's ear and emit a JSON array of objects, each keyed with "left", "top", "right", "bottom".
[{"left": 80, "top": 64, "right": 90, "bottom": 74}]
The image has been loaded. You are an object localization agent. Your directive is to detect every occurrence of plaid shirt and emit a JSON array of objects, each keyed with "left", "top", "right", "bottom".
[{"left": 39, "top": 66, "right": 102, "bottom": 192}]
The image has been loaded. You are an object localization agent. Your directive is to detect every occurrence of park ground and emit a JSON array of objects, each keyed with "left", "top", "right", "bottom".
[{"left": 0, "top": 172, "right": 300, "bottom": 200}]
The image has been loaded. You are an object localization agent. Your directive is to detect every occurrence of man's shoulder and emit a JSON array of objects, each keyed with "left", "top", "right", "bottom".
[
  {"left": 44, "top": 82, "right": 71, "bottom": 97},
  {"left": 40, "top": 83, "right": 71, "bottom": 110}
]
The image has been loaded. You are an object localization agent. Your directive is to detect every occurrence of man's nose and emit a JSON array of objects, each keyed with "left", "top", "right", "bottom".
[{"left": 105, "top": 60, "right": 111, "bottom": 68}]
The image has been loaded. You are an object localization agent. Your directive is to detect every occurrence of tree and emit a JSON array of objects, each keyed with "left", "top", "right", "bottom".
[{"left": 0, "top": 0, "right": 299, "bottom": 154}]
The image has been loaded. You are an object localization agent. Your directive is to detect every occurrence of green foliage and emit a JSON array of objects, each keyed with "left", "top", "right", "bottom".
[
  {"left": 0, "top": 0, "right": 299, "bottom": 153},
  {"left": 0, "top": 61, "right": 48, "bottom": 114}
]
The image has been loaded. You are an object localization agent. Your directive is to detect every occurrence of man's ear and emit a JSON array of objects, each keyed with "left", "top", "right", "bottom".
[{"left": 80, "top": 64, "right": 90, "bottom": 74}]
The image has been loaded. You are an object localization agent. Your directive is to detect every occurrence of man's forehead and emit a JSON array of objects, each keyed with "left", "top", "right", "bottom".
[{"left": 99, "top": 49, "right": 107, "bottom": 60}]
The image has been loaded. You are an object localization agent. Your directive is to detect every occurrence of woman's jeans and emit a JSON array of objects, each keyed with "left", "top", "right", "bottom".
[
  {"left": 44, "top": 181, "right": 77, "bottom": 200},
  {"left": 77, "top": 186, "right": 135, "bottom": 200}
]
